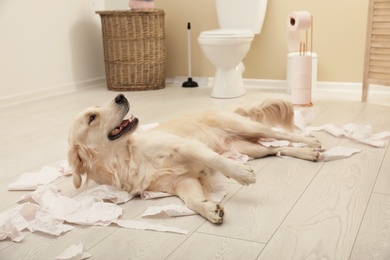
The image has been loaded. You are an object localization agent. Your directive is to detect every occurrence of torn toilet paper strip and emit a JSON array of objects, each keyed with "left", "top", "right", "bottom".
[
  {"left": 55, "top": 242, "right": 91, "bottom": 260},
  {"left": 114, "top": 219, "right": 188, "bottom": 235},
  {"left": 319, "top": 146, "right": 362, "bottom": 162},
  {"left": 301, "top": 123, "right": 390, "bottom": 148},
  {"left": 294, "top": 108, "right": 317, "bottom": 130},
  {"left": 275, "top": 146, "right": 361, "bottom": 162},
  {"left": 222, "top": 149, "right": 252, "bottom": 163},
  {"left": 259, "top": 140, "right": 293, "bottom": 148},
  {"left": 58, "top": 160, "right": 73, "bottom": 176},
  {"left": 141, "top": 184, "right": 228, "bottom": 219},
  {"left": 72, "top": 184, "right": 135, "bottom": 204},
  {"left": 140, "top": 191, "right": 173, "bottom": 200},
  {"left": 7, "top": 166, "right": 63, "bottom": 191},
  {"left": 261, "top": 138, "right": 361, "bottom": 161},
  {"left": 142, "top": 204, "right": 197, "bottom": 218}
]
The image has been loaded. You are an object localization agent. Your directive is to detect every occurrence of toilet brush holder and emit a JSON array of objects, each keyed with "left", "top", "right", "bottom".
[{"left": 183, "top": 22, "right": 198, "bottom": 88}]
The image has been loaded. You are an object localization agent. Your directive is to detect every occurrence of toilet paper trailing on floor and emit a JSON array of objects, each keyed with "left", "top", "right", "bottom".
[
  {"left": 291, "top": 55, "right": 312, "bottom": 106},
  {"left": 287, "top": 11, "right": 312, "bottom": 52}
]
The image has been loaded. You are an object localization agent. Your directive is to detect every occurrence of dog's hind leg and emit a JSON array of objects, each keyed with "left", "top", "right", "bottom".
[
  {"left": 231, "top": 139, "right": 320, "bottom": 161},
  {"left": 174, "top": 177, "right": 224, "bottom": 224},
  {"left": 175, "top": 140, "right": 256, "bottom": 185},
  {"left": 216, "top": 112, "right": 321, "bottom": 149}
]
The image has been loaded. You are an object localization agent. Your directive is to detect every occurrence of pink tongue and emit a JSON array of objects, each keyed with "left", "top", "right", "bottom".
[
  {"left": 110, "top": 120, "right": 130, "bottom": 136},
  {"left": 120, "top": 119, "right": 130, "bottom": 127}
]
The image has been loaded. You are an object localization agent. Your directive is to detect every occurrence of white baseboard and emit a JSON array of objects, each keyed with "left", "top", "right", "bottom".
[
  {"left": 243, "top": 78, "right": 364, "bottom": 92},
  {"left": 0, "top": 77, "right": 106, "bottom": 108},
  {"left": 170, "top": 77, "right": 390, "bottom": 94},
  {"left": 245, "top": 78, "right": 390, "bottom": 94},
  {"left": 2, "top": 77, "right": 388, "bottom": 108}
]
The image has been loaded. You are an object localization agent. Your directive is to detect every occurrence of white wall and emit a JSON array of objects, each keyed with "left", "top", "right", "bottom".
[
  {"left": 0, "top": 0, "right": 108, "bottom": 101},
  {"left": 104, "top": 0, "right": 128, "bottom": 10}
]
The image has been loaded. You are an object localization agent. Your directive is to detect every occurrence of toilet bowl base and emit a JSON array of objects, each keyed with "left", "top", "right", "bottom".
[{"left": 211, "top": 65, "right": 246, "bottom": 99}]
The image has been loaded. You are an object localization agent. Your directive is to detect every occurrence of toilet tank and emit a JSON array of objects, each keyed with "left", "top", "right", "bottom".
[{"left": 216, "top": 0, "right": 268, "bottom": 34}]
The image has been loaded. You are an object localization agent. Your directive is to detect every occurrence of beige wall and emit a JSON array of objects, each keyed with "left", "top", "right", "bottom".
[
  {"left": 0, "top": 0, "right": 106, "bottom": 99},
  {"left": 0, "top": 0, "right": 368, "bottom": 100},
  {"left": 156, "top": 0, "right": 368, "bottom": 82}
]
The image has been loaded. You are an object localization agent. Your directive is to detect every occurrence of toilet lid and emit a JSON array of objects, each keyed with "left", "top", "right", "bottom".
[{"left": 199, "top": 29, "right": 254, "bottom": 39}]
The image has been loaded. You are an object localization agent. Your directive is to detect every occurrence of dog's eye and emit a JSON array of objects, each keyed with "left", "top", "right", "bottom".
[{"left": 88, "top": 114, "right": 97, "bottom": 124}]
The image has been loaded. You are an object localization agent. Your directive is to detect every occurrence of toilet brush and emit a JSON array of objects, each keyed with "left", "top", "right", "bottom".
[{"left": 182, "top": 22, "right": 198, "bottom": 88}]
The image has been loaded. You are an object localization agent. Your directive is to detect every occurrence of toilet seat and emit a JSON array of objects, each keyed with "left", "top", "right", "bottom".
[{"left": 199, "top": 29, "right": 254, "bottom": 39}]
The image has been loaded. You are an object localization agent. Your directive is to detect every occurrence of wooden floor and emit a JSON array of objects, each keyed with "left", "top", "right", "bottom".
[{"left": 1, "top": 84, "right": 390, "bottom": 259}]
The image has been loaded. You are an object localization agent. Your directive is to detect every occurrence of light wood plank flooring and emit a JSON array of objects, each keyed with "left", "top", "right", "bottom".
[{"left": 0, "top": 84, "right": 389, "bottom": 259}]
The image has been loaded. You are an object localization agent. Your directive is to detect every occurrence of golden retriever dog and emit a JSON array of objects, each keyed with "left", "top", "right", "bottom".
[{"left": 68, "top": 94, "right": 321, "bottom": 224}]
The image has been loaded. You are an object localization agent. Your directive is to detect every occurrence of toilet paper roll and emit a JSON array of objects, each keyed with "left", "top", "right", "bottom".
[
  {"left": 287, "top": 11, "right": 312, "bottom": 31},
  {"left": 291, "top": 55, "right": 312, "bottom": 105},
  {"left": 287, "top": 11, "right": 312, "bottom": 52}
]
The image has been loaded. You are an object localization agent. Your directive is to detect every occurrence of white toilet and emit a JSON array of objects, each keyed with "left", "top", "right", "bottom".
[{"left": 197, "top": 0, "right": 268, "bottom": 98}]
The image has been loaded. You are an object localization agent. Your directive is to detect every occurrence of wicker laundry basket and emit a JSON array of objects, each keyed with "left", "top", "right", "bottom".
[{"left": 96, "top": 10, "right": 166, "bottom": 91}]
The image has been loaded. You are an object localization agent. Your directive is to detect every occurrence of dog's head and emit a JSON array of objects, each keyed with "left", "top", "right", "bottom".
[{"left": 68, "top": 94, "right": 139, "bottom": 188}]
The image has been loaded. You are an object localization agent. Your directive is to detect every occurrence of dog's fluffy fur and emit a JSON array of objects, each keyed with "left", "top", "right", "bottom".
[{"left": 68, "top": 94, "right": 321, "bottom": 223}]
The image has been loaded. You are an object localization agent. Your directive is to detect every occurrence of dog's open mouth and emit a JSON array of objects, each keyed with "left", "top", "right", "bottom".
[{"left": 108, "top": 115, "right": 139, "bottom": 141}]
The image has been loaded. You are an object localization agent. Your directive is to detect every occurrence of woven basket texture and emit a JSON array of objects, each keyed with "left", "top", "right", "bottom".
[{"left": 97, "top": 10, "right": 165, "bottom": 91}]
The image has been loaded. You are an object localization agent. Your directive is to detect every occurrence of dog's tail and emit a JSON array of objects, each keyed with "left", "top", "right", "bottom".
[{"left": 234, "top": 99, "right": 295, "bottom": 131}]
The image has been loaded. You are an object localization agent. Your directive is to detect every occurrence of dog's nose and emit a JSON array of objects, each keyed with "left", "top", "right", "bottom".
[{"left": 115, "top": 94, "right": 126, "bottom": 104}]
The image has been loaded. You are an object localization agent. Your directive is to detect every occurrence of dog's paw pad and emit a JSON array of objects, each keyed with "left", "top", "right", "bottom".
[
  {"left": 205, "top": 202, "right": 224, "bottom": 224},
  {"left": 302, "top": 148, "right": 320, "bottom": 161},
  {"left": 311, "top": 150, "right": 320, "bottom": 162}
]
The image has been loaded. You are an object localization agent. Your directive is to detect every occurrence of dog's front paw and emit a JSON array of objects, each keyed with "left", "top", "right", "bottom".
[
  {"left": 302, "top": 148, "right": 320, "bottom": 161},
  {"left": 228, "top": 163, "right": 256, "bottom": 185},
  {"left": 304, "top": 136, "right": 321, "bottom": 148}
]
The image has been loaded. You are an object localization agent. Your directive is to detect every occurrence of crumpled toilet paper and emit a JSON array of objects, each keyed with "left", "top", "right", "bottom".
[
  {"left": 8, "top": 161, "right": 73, "bottom": 191},
  {"left": 2, "top": 157, "right": 228, "bottom": 242},
  {"left": 0, "top": 184, "right": 189, "bottom": 242},
  {"left": 294, "top": 109, "right": 390, "bottom": 147},
  {"left": 0, "top": 201, "right": 74, "bottom": 242},
  {"left": 72, "top": 184, "right": 134, "bottom": 205}
]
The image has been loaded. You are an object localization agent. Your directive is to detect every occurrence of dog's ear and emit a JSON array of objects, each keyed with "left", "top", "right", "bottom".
[{"left": 68, "top": 143, "right": 86, "bottom": 188}]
